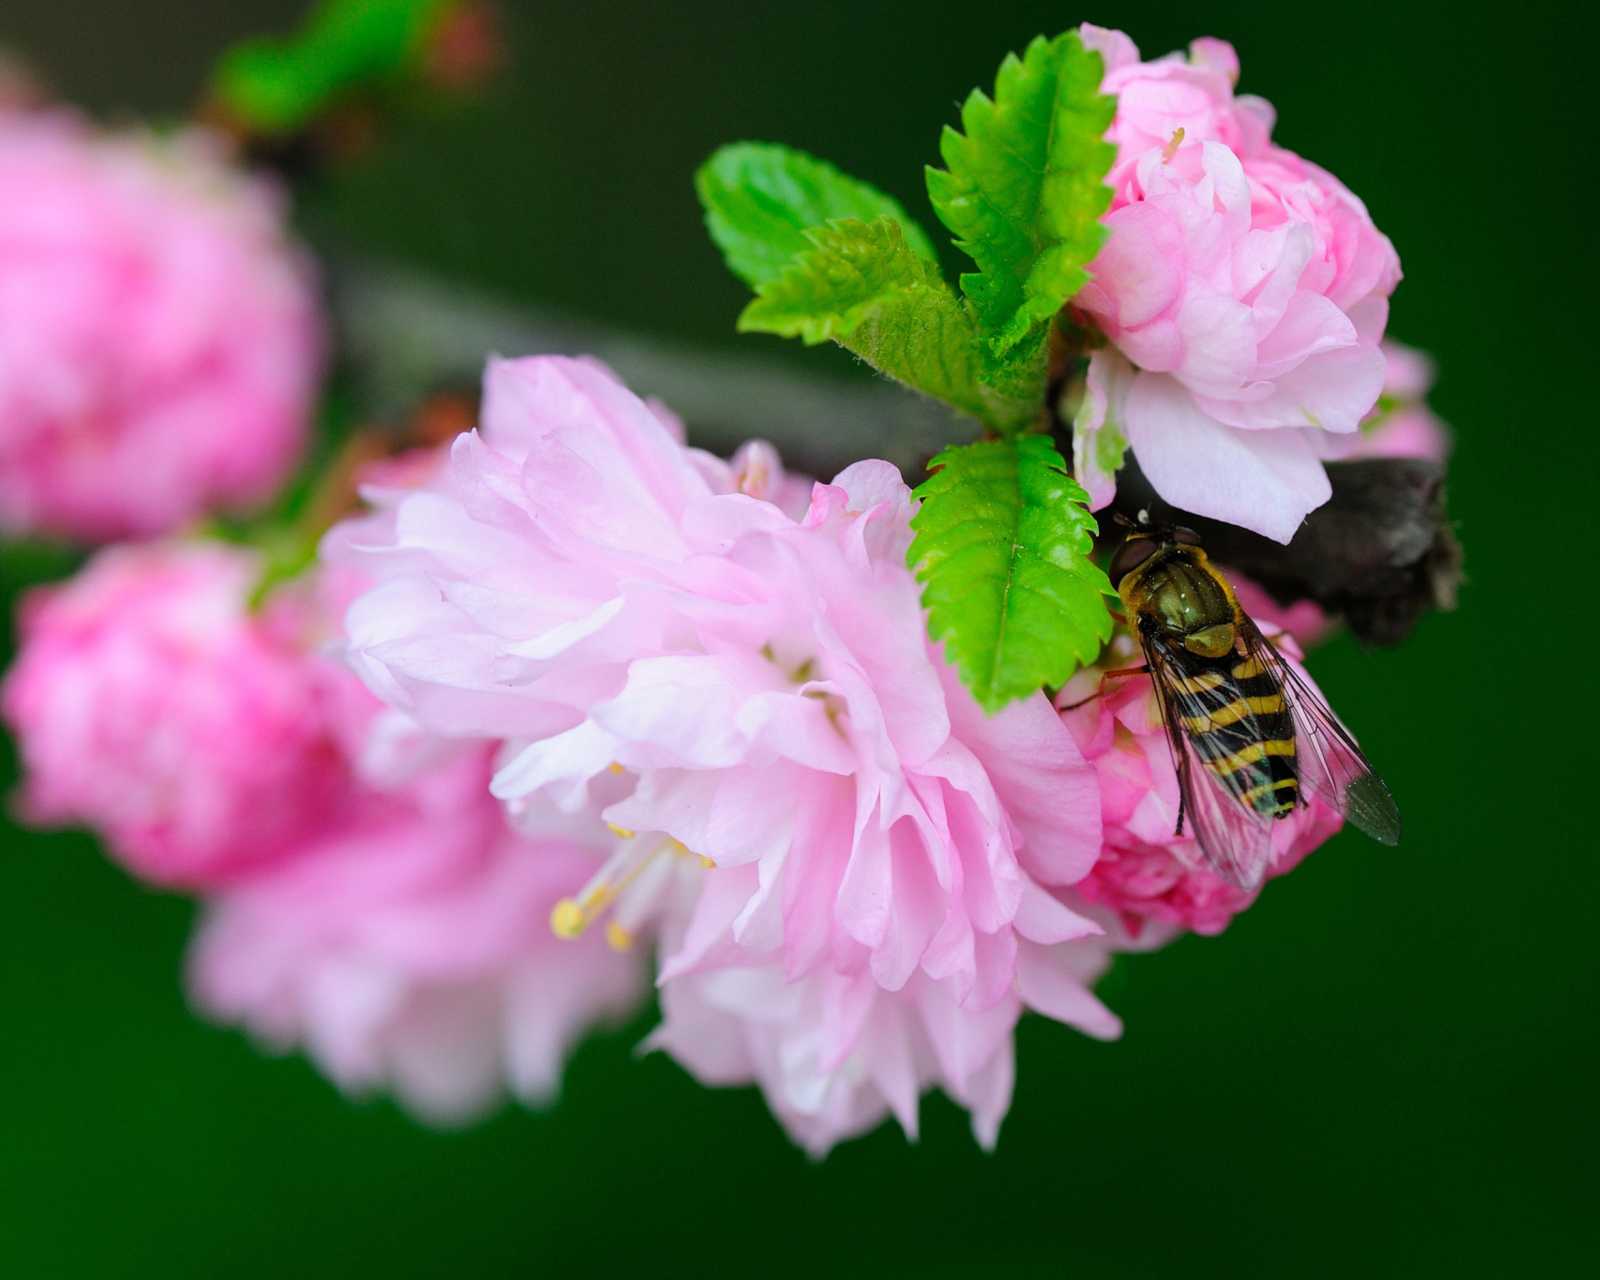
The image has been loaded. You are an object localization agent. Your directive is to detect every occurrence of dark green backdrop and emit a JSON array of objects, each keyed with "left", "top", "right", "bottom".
[{"left": 0, "top": 1, "right": 1593, "bottom": 1274}]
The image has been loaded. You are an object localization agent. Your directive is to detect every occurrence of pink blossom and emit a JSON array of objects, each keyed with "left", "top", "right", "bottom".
[
  {"left": 1353, "top": 339, "right": 1452, "bottom": 462},
  {"left": 1, "top": 541, "right": 348, "bottom": 887},
  {"left": 0, "top": 110, "right": 322, "bottom": 541},
  {"left": 648, "top": 931, "right": 1120, "bottom": 1156},
  {"left": 2, "top": 516, "right": 649, "bottom": 1117},
  {"left": 188, "top": 747, "right": 646, "bottom": 1126},
  {"left": 334, "top": 354, "right": 1122, "bottom": 1147},
  {"left": 1072, "top": 27, "right": 1402, "bottom": 544},
  {"left": 1083, "top": 27, "right": 1272, "bottom": 186},
  {"left": 1056, "top": 628, "right": 1344, "bottom": 937}
]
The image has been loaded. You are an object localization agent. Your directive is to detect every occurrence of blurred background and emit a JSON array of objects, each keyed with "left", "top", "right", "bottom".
[{"left": 0, "top": 0, "right": 1594, "bottom": 1274}]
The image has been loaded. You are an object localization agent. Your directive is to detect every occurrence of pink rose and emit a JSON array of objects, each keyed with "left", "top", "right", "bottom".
[
  {"left": 0, "top": 111, "right": 322, "bottom": 540},
  {"left": 334, "top": 355, "right": 1121, "bottom": 1147},
  {"left": 1072, "top": 28, "right": 1402, "bottom": 543},
  {"left": 188, "top": 747, "right": 646, "bottom": 1126},
  {"left": 1056, "top": 627, "right": 1345, "bottom": 937},
  {"left": 1, "top": 541, "right": 348, "bottom": 887}
]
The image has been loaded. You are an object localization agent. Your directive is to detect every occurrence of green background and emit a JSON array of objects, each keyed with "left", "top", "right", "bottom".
[{"left": 0, "top": 1, "right": 1594, "bottom": 1274}]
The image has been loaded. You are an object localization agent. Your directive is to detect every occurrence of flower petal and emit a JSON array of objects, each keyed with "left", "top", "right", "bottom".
[{"left": 1124, "top": 372, "right": 1332, "bottom": 542}]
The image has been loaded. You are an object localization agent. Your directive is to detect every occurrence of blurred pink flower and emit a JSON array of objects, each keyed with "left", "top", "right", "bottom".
[
  {"left": 1353, "top": 339, "right": 1453, "bottom": 462},
  {"left": 334, "top": 354, "right": 1122, "bottom": 1147},
  {"left": 1, "top": 540, "right": 348, "bottom": 887},
  {"left": 0, "top": 110, "right": 322, "bottom": 541},
  {"left": 1056, "top": 628, "right": 1344, "bottom": 937},
  {"left": 1072, "top": 27, "right": 1402, "bottom": 544},
  {"left": 188, "top": 747, "right": 646, "bottom": 1126}
]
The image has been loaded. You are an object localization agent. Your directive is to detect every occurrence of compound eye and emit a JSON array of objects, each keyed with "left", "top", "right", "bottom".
[
  {"left": 1109, "top": 536, "right": 1158, "bottom": 586},
  {"left": 1173, "top": 526, "right": 1203, "bottom": 547}
]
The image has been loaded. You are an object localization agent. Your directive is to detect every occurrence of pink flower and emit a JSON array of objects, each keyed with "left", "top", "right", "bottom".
[
  {"left": 3, "top": 512, "right": 649, "bottom": 1118},
  {"left": 1, "top": 541, "right": 349, "bottom": 887},
  {"left": 0, "top": 110, "right": 322, "bottom": 541},
  {"left": 1085, "top": 27, "right": 1273, "bottom": 186},
  {"left": 1056, "top": 627, "right": 1344, "bottom": 938},
  {"left": 335, "top": 354, "right": 1122, "bottom": 1147},
  {"left": 188, "top": 747, "right": 646, "bottom": 1126},
  {"left": 1353, "top": 339, "right": 1452, "bottom": 462},
  {"left": 1072, "top": 27, "right": 1402, "bottom": 544},
  {"left": 648, "top": 932, "right": 1120, "bottom": 1156}
]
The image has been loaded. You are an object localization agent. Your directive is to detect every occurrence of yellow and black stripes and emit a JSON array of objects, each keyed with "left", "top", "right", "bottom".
[
  {"left": 1121, "top": 537, "right": 1306, "bottom": 830},
  {"left": 1170, "top": 669, "right": 1227, "bottom": 696},
  {"left": 1169, "top": 650, "right": 1300, "bottom": 819},
  {"left": 1198, "top": 738, "right": 1296, "bottom": 774},
  {"left": 1241, "top": 775, "right": 1300, "bottom": 813},
  {"left": 1180, "top": 692, "right": 1286, "bottom": 731}
]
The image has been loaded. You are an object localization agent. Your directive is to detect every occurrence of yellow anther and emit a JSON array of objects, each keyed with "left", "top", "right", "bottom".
[
  {"left": 549, "top": 880, "right": 617, "bottom": 941},
  {"left": 700, "top": 856, "right": 715, "bottom": 869},
  {"left": 1163, "top": 127, "right": 1185, "bottom": 162},
  {"left": 550, "top": 898, "right": 586, "bottom": 940},
  {"left": 605, "top": 921, "right": 635, "bottom": 952},
  {"left": 551, "top": 836, "right": 677, "bottom": 941},
  {"left": 606, "top": 822, "right": 636, "bottom": 839},
  {"left": 608, "top": 761, "right": 624, "bottom": 774}
]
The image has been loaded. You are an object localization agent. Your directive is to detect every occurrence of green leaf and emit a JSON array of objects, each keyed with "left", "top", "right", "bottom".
[
  {"left": 909, "top": 435, "right": 1114, "bottom": 712},
  {"left": 212, "top": 0, "right": 450, "bottom": 134},
  {"left": 737, "top": 217, "right": 1038, "bottom": 432},
  {"left": 696, "top": 142, "right": 939, "bottom": 288},
  {"left": 926, "top": 30, "right": 1116, "bottom": 355}
]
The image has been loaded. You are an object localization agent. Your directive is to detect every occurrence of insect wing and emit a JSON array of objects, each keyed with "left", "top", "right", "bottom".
[
  {"left": 1242, "top": 620, "right": 1403, "bottom": 846},
  {"left": 1140, "top": 634, "right": 1275, "bottom": 891}
]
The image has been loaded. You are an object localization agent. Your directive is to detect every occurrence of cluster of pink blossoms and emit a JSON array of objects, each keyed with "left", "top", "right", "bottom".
[
  {"left": 0, "top": 109, "right": 321, "bottom": 541},
  {"left": 2, "top": 535, "right": 644, "bottom": 1123},
  {"left": 0, "top": 25, "right": 1443, "bottom": 1155},
  {"left": 1071, "top": 27, "right": 1404, "bottom": 543},
  {"left": 0, "top": 348, "right": 1390, "bottom": 1152},
  {"left": 322, "top": 354, "right": 1351, "bottom": 1151}
]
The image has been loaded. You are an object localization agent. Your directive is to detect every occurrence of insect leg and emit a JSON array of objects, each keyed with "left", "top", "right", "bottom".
[{"left": 1056, "top": 665, "right": 1150, "bottom": 710}]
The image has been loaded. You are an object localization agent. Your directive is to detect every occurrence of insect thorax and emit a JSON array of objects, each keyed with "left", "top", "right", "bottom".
[{"left": 1122, "top": 549, "right": 1237, "bottom": 651}]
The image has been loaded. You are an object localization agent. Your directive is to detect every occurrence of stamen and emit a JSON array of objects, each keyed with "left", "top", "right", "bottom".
[
  {"left": 549, "top": 898, "right": 587, "bottom": 939},
  {"left": 550, "top": 835, "right": 679, "bottom": 939},
  {"left": 607, "top": 761, "right": 624, "bottom": 774},
  {"left": 737, "top": 462, "right": 769, "bottom": 497},
  {"left": 605, "top": 921, "right": 635, "bottom": 951},
  {"left": 547, "top": 832, "right": 691, "bottom": 940},
  {"left": 1163, "top": 127, "right": 1185, "bottom": 162},
  {"left": 606, "top": 822, "right": 635, "bottom": 838}
]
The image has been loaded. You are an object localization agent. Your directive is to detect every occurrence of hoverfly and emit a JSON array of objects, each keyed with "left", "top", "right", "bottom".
[{"left": 1106, "top": 515, "right": 1402, "bottom": 890}]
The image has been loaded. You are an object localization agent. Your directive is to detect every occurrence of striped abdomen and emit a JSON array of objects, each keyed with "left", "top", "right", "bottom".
[{"left": 1175, "top": 654, "right": 1300, "bottom": 818}]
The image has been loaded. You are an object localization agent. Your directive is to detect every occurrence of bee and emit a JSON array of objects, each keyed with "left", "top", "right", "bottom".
[{"left": 1106, "top": 515, "right": 1402, "bottom": 890}]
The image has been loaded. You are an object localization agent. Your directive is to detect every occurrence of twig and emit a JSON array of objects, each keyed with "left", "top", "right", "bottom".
[{"left": 326, "top": 257, "right": 1459, "bottom": 647}]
